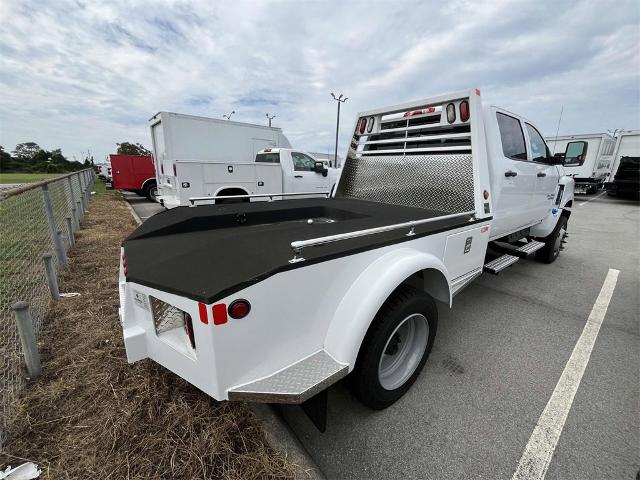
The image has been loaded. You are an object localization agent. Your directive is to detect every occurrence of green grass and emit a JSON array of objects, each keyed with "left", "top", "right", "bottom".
[{"left": 0, "top": 173, "right": 63, "bottom": 184}]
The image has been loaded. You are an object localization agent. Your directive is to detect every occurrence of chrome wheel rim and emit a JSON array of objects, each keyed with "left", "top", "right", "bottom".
[
  {"left": 150, "top": 187, "right": 158, "bottom": 201},
  {"left": 553, "top": 224, "right": 567, "bottom": 256},
  {"left": 378, "top": 313, "right": 429, "bottom": 391}
]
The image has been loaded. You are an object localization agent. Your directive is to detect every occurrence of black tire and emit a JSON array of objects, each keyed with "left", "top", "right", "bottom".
[
  {"left": 350, "top": 285, "right": 437, "bottom": 410},
  {"left": 143, "top": 182, "right": 158, "bottom": 202},
  {"left": 535, "top": 215, "right": 568, "bottom": 264}
]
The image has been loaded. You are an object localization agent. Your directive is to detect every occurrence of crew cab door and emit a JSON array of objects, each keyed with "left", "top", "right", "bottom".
[
  {"left": 490, "top": 111, "right": 538, "bottom": 238},
  {"left": 524, "top": 123, "right": 559, "bottom": 222},
  {"left": 287, "top": 151, "right": 332, "bottom": 193}
]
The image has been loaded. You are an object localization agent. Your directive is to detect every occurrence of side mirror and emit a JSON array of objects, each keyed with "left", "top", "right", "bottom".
[
  {"left": 314, "top": 161, "right": 328, "bottom": 175},
  {"left": 548, "top": 153, "right": 565, "bottom": 165}
]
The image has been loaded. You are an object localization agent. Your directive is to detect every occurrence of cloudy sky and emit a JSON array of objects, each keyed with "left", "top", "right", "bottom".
[{"left": 0, "top": 0, "right": 638, "bottom": 164}]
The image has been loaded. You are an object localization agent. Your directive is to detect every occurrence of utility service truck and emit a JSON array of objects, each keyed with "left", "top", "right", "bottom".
[
  {"left": 110, "top": 154, "right": 157, "bottom": 201},
  {"left": 119, "top": 89, "right": 574, "bottom": 430},
  {"left": 150, "top": 112, "right": 295, "bottom": 208},
  {"left": 168, "top": 148, "right": 340, "bottom": 206},
  {"left": 605, "top": 131, "right": 640, "bottom": 197},
  {"left": 545, "top": 133, "right": 616, "bottom": 194}
]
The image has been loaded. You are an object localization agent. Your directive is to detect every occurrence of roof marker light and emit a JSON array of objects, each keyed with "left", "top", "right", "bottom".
[
  {"left": 459, "top": 100, "right": 470, "bottom": 122},
  {"left": 446, "top": 103, "right": 456, "bottom": 124},
  {"left": 358, "top": 118, "right": 367, "bottom": 134},
  {"left": 198, "top": 302, "right": 209, "bottom": 324}
]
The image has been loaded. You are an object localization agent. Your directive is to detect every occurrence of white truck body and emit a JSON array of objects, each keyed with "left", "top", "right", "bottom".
[
  {"left": 150, "top": 112, "right": 292, "bottom": 208},
  {"left": 119, "top": 89, "right": 574, "bottom": 421},
  {"left": 173, "top": 148, "right": 341, "bottom": 206},
  {"left": 545, "top": 133, "right": 616, "bottom": 193},
  {"left": 609, "top": 131, "right": 640, "bottom": 179}
]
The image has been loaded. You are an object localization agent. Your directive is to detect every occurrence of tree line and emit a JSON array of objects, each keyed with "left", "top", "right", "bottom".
[{"left": 0, "top": 141, "right": 152, "bottom": 173}]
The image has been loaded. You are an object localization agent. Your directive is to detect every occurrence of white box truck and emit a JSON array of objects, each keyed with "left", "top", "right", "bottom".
[
  {"left": 120, "top": 89, "right": 574, "bottom": 430},
  {"left": 545, "top": 133, "right": 616, "bottom": 194},
  {"left": 149, "top": 112, "right": 293, "bottom": 208}
]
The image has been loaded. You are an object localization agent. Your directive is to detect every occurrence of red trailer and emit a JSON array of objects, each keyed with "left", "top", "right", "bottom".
[{"left": 110, "top": 154, "right": 157, "bottom": 201}]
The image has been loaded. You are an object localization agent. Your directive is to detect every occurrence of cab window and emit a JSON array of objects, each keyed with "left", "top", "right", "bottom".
[
  {"left": 496, "top": 113, "right": 527, "bottom": 160},
  {"left": 255, "top": 152, "right": 280, "bottom": 163},
  {"left": 525, "top": 123, "right": 550, "bottom": 162},
  {"left": 564, "top": 141, "right": 587, "bottom": 166},
  {"left": 291, "top": 152, "right": 316, "bottom": 171}
]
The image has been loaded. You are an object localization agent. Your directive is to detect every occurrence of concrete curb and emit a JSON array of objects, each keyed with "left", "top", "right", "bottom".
[
  {"left": 252, "top": 404, "right": 325, "bottom": 480},
  {"left": 122, "top": 193, "right": 324, "bottom": 479}
]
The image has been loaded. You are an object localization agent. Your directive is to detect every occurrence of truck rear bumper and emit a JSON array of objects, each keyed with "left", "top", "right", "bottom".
[{"left": 227, "top": 350, "right": 348, "bottom": 404}]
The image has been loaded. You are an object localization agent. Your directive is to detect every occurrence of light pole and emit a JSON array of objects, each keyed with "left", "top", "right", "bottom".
[
  {"left": 331, "top": 93, "right": 347, "bottom": 167},
  {"left": 266, "top": 113, "right": 276, "bottom": 127},
  {"left": 223, "top": 110, "right": 235, "bottom": 120}
]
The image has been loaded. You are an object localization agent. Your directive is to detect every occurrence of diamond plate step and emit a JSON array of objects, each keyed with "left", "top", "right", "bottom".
[
  {"left": 483, "top": 254, "right": 519, "bottom": 275},
  {"left": 513, "top": 240, "right": 546, "bottom": 258},
  {"left": 227, "top": 351, "right": 348, "bottom": 404}
]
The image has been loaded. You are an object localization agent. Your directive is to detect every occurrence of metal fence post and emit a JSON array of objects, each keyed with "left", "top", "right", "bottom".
[
  {"left": 41, "top": 184, "right": 67, "bottom": 267},
  {"left": 11, "top": 302, "right": 42, "bottom": 379},
  {"left": 42, "top": 254, "right": 60, "bottom": 300},
  {"left": 67, "top": 175, "right": 76, "bottom": 217},
  {"left": 57, "top": 230, "right": 66, "bottom": 255},
  {"left": 76, "top": 200, "right": 83, "bottom": 222},
  {"left": 65, "top": 216, "right": 75, "bottom": 247},
  {"left": 71, "top": 207, "right": 78, "bottom": 230}
]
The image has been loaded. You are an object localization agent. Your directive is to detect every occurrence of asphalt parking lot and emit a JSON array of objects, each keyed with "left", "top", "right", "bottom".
[{"left": 127, "top": 191, "right": 639, "bottom": 480}]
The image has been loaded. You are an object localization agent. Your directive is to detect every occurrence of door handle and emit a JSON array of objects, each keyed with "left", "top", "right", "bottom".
[
  {"left": 504, "top": 171, "right": 517, "bottom": 177},
  {"left": 537, "top": 172, "right": 547, "bottom": 177},
  {"left": 294, "top": 175, "right": 303, "bottom": 178}
]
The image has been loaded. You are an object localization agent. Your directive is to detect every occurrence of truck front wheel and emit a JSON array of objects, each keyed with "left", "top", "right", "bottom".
[
  {"left": 143, "top": 182, "right": 158, "bottom": 202},
  {"left": 350, "top": 285, "right": 437, "bottom": 410},
  {"left": 536, "top": 215, "right": 568, "bottom": 264}
]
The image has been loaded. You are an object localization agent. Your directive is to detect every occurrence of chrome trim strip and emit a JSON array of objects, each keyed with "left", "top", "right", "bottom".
[
  {"left": 189, "top": 191, "right": 330, "bottom": 206},
  {"left": 289, "top": 210, "right": 477, "bottom": 263}
]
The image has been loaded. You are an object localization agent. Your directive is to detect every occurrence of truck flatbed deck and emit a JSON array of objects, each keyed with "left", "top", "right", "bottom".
[{"left": 123, "top": 198, "right": 473, "bottom": 303}]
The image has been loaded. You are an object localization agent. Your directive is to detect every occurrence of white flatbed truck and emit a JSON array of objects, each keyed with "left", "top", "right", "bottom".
[{"left": 119, "top": 89, "right": 574, "bottom": 430}]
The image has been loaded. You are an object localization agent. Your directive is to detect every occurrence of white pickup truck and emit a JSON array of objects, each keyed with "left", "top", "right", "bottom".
[
  {"left": 180, "top": 148, "right": 341, "bottom": 206},
  {"left": 119, "top": 89, "right": 574, "bottom": 430}
]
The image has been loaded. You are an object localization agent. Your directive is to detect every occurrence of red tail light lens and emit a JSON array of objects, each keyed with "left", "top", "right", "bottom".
[
  {"left": 446, "top": 103, "right": 456, "bottom": 123},
  {"left": 459, "top": 100, "right": 470, "bottom": 122},
  {"left": 358, "top": 118, "right": 367, "bottom": 134},
  {"left": 228, "top": 299, "right": 251, "bottom": 319},
  {"left": 122, "top": 252, "right": 127, "bottom": 278}
]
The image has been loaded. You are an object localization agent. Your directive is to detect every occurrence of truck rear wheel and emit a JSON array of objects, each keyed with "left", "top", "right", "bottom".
[
  {"left": 143, "top": 182, "right": 158, "bottom": 202},
  {"left": 536, "top": 215, "right": 568, "bottom": 264},
  {"left": 350, "top": 285, "right": 437, "bottom": 410}
]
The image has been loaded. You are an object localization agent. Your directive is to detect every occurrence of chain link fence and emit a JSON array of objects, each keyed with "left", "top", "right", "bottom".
[{"left": 0, "top": 169, "right": 94, "bottom": 448}]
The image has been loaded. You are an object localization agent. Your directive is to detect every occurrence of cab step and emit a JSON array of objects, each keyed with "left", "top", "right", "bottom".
[
  {"left": 483, "top": 254, "right": 519, "bottom": 274},
  {"left": 512, "top": 240, "right": 546, "bottom": 258}
]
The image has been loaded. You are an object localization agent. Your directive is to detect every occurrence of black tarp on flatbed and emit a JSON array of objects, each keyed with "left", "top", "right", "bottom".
[{"left": 123, "top": 198, "right": 471, "bottom": 303}]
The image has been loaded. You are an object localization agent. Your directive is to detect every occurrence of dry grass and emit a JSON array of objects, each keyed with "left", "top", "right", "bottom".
[{"left": 0, "top": 192, "right": 295, "bottom": 479}]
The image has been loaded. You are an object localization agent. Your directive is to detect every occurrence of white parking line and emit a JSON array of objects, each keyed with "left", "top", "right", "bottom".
[
  {"left": 578, "top": 191, "right": 606, "bottom": 206},
  {"left": 512, "top": 268, "right": 620, "bottom": 480}
]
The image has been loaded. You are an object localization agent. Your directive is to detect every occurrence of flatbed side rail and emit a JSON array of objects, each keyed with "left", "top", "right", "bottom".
[
  {"left": 289, "top": 210, "right": 477, "bottom": 263},
  {"left": 188, "top": 191, "right": 330, "bottom": 206}
]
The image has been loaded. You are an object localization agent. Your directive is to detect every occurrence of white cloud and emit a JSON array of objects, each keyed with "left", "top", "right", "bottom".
[{"left": 0, "top": 0, "right": 638, "bottom": 163}]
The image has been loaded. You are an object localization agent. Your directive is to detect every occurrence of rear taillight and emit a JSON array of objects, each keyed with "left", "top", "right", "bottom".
[
  {"left": 228, "top": 299, "right": 251, "bottom": 319},
  {"left": 366, "top": 117, "right": 374, "bottom": 133},
  {"left": 446, "top": 103, "right": 456, "bottom": 123},
  {"left": 459, "top": 100, "right": 470, "bottom": 122},
  {"left": 184, "top": 313, "right": 196, "bottom": 349},
  {"left": 122, "top": 252, "right": 127, "bottom": 278},
  {"left": 358, "top": 118, "right": 367, "bottom": 134}
]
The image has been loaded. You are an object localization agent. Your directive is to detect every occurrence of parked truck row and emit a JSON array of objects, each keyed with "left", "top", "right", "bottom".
[{"left": 118, "top": 88, "right": 578, "bottom": 431}]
